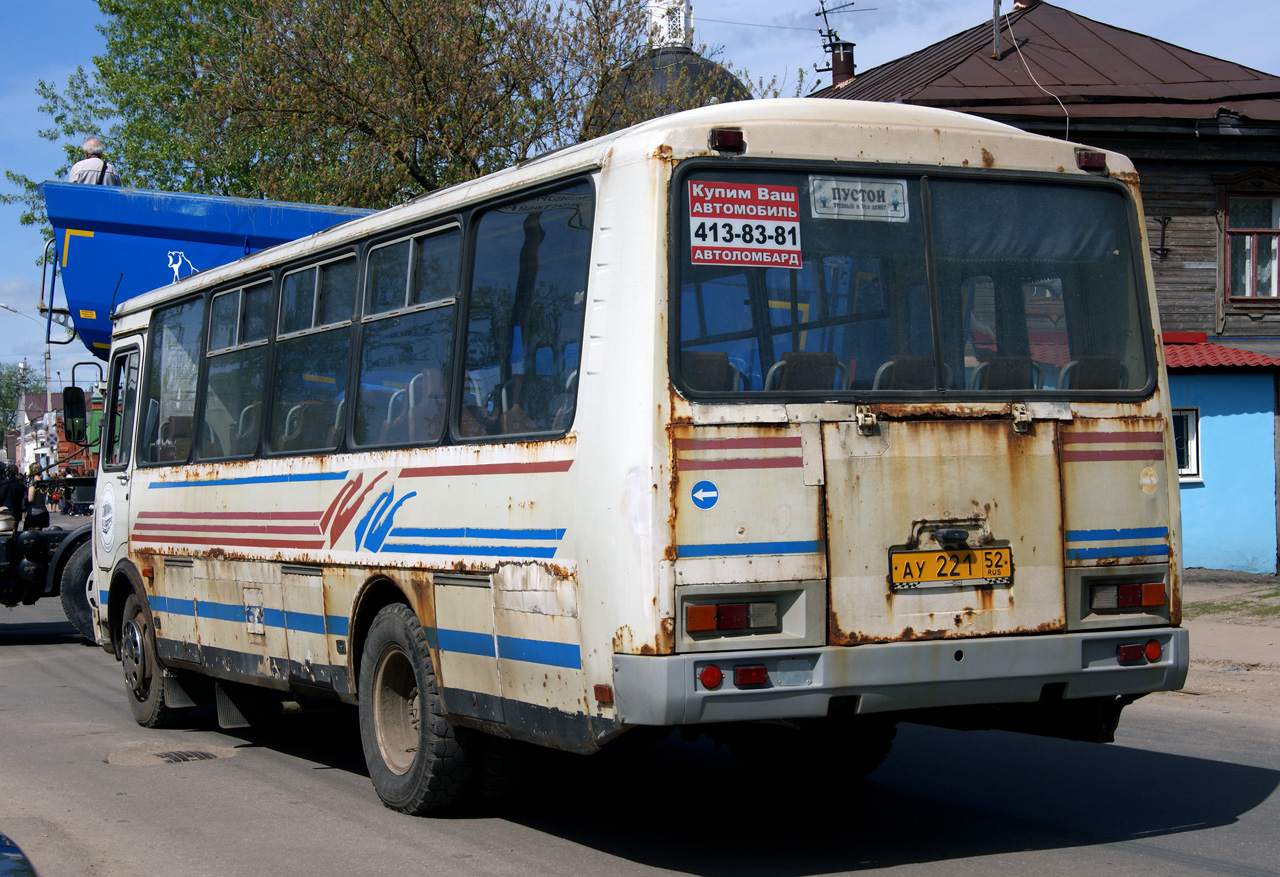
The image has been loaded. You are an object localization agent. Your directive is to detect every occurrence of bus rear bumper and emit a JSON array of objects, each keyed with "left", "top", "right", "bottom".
[{"left": 611, "top": 627, "right": 1189, "bottom": 726}]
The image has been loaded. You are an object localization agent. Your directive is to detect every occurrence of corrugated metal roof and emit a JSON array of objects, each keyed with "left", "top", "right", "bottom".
[
  {"left": 815, "top": 1, "right": 1280, "bottom": 122},
  {"left": 1163, "top": 342, "right": 1280, "bottom": 370}
]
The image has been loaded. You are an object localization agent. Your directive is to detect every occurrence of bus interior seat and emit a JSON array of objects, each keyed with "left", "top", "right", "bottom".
[
  {"left": 763, "top": 352, "right": 846, "bottom": 391},
  {"left": 1059, "top": 356, "right": 1127, "bottom": 389},
  {"left": 231, "top": 403, "right": 262, "bottom": 455},
  {"left": 280, "top": 401, "right": 336, "bottom": 451},
  {"left": 157, "top": 415, "right": 193, "bottom": 461},
  {"left": 682, "top": 350, "right": 744, "bottom": 391},
  {"left": 970, "top": 356, "right": 1043, "bottom": 390},
  {"left": 379, "top": 369, "right": 448, "bottom": 444},
  {"left": 872, "top": 355, "right": 939, "bottom": 390}
]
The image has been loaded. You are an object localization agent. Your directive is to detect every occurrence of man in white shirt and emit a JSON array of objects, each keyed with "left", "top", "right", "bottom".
[{"left": 67, "top": 137, "right": 121, "bottom": 185}]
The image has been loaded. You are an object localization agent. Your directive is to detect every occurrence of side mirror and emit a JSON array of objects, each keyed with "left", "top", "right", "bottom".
[{"left": 63, "top": 386, "right": 87, "bottom": 444}]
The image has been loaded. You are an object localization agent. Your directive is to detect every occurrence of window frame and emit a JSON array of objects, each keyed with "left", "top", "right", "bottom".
[
  {"left": 669, "top": 157, "right": 1157, "bottom": 404},
  {"left": 101, "top": 346, "right": 141, "bottom": 473},
  {"left": 1217, "top": 169, "right": 1280, "bottom": 308},
  {"left": 198, "top": 276, "right": 275, "bottom": 461},
  {"left": 453, "top": 175, "right": 596, "bottom": 444},
  {"left": 1172, "top": 407, "right": 1201, "bottom": 481},
  {"left": 352, "top": 222, "right": 462, "bottom": 450},
  {"left": 134, "top": 294, "right": 208, "bottom": 469}
]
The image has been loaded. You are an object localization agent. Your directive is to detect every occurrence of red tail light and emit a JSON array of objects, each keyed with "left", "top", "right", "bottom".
[{"left": 734, "top": 665, "right": 768, "bottom": 686}]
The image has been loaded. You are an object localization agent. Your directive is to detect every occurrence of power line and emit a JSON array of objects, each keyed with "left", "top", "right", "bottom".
[{"left": 698, "top": 16, "right": 816, "bottom": 33}]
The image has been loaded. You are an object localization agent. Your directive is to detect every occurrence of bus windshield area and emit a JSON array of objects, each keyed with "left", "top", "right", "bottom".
[{"left": 675, "top": 168, "right": 1151, "bottom": 397}]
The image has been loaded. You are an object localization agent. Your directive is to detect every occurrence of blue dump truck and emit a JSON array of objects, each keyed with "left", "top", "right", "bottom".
[{"left": 2, "top": 183, "right": 370, "bottom": 637}]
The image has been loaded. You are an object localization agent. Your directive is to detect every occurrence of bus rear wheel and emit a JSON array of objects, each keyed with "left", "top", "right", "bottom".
[
  {"left": 359, "top": 603, "right": 474, "bottom": 814},
  {"left": 120, "top": 593, "right": 174, "bottom": 728}
]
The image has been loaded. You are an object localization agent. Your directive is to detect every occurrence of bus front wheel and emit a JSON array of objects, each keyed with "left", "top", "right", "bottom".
[
  {"left": 358, "top": 603, "right": 474, "bottom": 814},
  {"left": 120, "top": 593, "right": 174, "bottom": 728}
]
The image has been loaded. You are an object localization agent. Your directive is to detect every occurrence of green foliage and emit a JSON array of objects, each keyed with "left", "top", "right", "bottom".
[
  {"left": 0, "top": 363, "right": 49, "bottom": 432},
  {"left": 4, "top": 0, "right": 759, "bottom": 218}
]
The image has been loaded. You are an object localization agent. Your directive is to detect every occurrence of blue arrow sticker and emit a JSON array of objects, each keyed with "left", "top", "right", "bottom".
[{"left": 691, "top": 480, "right": 719, "bottom": 510}]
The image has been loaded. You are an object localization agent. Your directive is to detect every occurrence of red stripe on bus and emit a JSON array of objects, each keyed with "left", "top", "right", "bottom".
[
  {"left": 133, "top": 534, "right": 328, "bottom": 549},
  {"left": 134, "top": 522, "right": 323, "bottom": 536},
  {"left": 675, "top": 437, "right": 802, "bottom": 450},
  {"left": 400, "top": 460, "right": 573, "bottom": 478},
  {"left": 1061, "top": 449, "right": 1165, "bottom": 462},
  {"left": 135, "top": 510, "right": 324, "bottom": 521},
  {"left": 678, "top": 457, "right": 804, "bottom": 471},
  {"left": 1062, "top": 431, "right": 1162, "bottom": 444}
]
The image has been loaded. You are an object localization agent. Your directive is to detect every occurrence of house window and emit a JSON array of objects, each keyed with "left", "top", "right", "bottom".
[
  {"left": 1226, "top": 195, "right": 1280, "bottom": 299},
  {"left": 1171, "top": 408, "right": 1200, "bottom": 480}
]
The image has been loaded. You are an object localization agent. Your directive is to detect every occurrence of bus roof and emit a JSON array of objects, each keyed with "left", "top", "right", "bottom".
[{"left": 110, "top": 98, "right": 1133, "bottom": 323}]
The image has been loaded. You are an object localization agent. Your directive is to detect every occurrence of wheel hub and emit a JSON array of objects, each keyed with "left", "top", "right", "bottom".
[{"left": 122, "top": 618, "right": 147, "bottom": 695}]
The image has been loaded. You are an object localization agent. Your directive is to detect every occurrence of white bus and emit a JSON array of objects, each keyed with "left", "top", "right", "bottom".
[{"left": 84, "top": 99, "right": 1187, "bottom": 813}]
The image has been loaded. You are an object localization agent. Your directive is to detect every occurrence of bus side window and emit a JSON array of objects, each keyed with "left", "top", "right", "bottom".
[
  {"left": 137, "top": 298, "right": 204, "bottom": 465},
  {"left": 269, "top": 258, "right": 355, "bottom": 454},
  {"left": 199, "top": 280, "right": 271, "bottom": 458},
  {"left": 461, "top": 182, "right": 594, "bottom": 439},
  {"left": 353, "top": 228, "right": 459, "bottom": 448}
]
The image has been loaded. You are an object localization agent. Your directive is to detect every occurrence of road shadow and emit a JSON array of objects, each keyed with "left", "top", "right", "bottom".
[
  {"left": 494, "top": 723, "right": 1279, "bottom": 874},
  {"left": 137, "top": 705, "right": 1280, "bottom": 872},
  {"left": 0, "top": 617, "right": 83, "bottom": 647}
]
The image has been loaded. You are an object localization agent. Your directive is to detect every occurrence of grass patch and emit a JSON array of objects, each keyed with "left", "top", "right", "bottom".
[{"left": 1185, "top": 597, "right": 1280, "bottom": 619}]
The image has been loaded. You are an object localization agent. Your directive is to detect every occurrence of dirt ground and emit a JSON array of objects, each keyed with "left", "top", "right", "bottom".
[{"left": 1146, "top": 568, "right": 1280, "bottom": 719}]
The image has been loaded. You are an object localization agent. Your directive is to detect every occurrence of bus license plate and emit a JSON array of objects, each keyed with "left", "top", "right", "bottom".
[{"left": 889, "top": 547, "right": 1012, "bottom": 590}]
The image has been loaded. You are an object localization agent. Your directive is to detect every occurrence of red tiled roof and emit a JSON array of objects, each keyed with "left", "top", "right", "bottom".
[
  {"left": 814, "top": 1, "right": 1280, "bottom": 123},
  {"left": 1163, "top": 342, "right": 1280, "bottom": 370}
]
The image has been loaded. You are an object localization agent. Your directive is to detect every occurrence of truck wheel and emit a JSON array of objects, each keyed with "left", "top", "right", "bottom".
[
  {"left": 359, "top": 603, "right": 474, "bottom": 814},
  {"left": 59, "top": 541, "right": 95, "bottom": 642},
  {"left": 120, "top": 593, "right": 174, "bottom": 728}
]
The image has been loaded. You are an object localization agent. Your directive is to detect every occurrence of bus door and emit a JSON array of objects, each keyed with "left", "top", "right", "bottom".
[
  {"left": 95, "top": 346, "right": 141, "bottom": 626},
  {"left": 822, "top": 416, "right": 1066, "bottom": 645}
]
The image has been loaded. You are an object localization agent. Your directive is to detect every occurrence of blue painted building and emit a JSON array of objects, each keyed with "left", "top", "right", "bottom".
[{"left": 1165, "top": 334, "right": 1280, "bottom": 573}]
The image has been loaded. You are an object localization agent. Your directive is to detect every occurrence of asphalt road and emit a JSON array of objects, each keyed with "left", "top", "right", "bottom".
[{"left": 1, "top": 597, "right": 1277, "bottom": 877}]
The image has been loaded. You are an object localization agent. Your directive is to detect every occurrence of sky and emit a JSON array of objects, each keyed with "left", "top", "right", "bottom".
[{"left": 2, "top": 0, "right": 1279, "bottom": 396}]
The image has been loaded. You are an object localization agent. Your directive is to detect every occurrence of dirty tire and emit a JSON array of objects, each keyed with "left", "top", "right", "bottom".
[
  {"left": 59, "top": 540, "right": 95, "bottom": 642},
  {"left": 732, "top": 718, "right": 897, "bottom": 780},
  {"left": 359, "top": 603, "right": 474, "bottom": 814},
  {"left": 120, "top": 593, "right": 174, "bottom": 728}
]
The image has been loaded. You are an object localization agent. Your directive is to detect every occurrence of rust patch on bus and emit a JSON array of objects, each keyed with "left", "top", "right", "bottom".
[
  {"left": 981, "top": 148, "right": 995, "bottom": 168},
  {"left": 653, "top": 144, "right": 675, "bottom": 163}
]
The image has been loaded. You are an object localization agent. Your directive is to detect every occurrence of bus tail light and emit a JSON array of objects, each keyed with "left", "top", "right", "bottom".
[
  {"left": 734, "top": 665, "right": 768, "bottom": 686},
  {"left": 709, "top": 128, "right": 745, "bottom": 153},
  {"left": 685, "top": 600, "right": 780, "bottom": 634},
  {"left": 698, "top": 664, "right": 724, "bottom": 689},
  {"left": 1091, "top": 582, "right": 1165, "bottom": 610},
  {"left": 1118, "top": 640, "right": 1163, "bottom": 664}
]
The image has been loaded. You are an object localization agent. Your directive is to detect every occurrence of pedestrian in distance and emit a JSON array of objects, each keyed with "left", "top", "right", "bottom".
[
  {"left": 68, "top": 136, "right": 121, "bottom": 186},
  {"left": 24, "top": 463, "right": 49, "bottom": 531}
]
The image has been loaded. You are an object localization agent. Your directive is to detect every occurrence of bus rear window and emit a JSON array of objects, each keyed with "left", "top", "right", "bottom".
[{"left": 675, "top": 169, "right": 1150, "bottom": 397}]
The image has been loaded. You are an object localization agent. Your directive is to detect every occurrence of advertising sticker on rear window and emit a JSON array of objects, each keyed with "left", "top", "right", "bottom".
[
  {"left": 689, "top": 181, "right": 802, "bottom": 269},
  {"left": 809, "top": 176, "right": 909, "bottom": 222}
]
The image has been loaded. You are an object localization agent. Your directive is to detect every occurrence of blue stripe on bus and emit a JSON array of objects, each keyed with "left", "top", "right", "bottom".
[
  {"left": 385, "top": 543, "right": 558, "bottom": 559},
  {"left": 1065, "top": 544, "right": 1171, "bottom": 560},
  {"left": 1065, "top": 526, "right": 1168, "bottom": 542},
  {"left": 390, "top": 527, "right": 566, "bottom": 541},
  {"left": 147, "top": 471, "right": 349, "bottom": 488},
  {"left": 283, "top": 611, "right": 327, "bottom": 635},
  {"left": 496, "top": 635, "right": 581, "bottom": 669},
  {"left": 152, "top": 598, "right": 328, "bottom": 635},
  {"left": 135, "top": 602, "right": 575, "bottom": 670},
  {"left": 198, "top": 601, "right": 244, "bottom": 623},
  {"left": 677, "top": 540, "right": 824, "bottom": 558},
  {"left": 436, "top": 628, "right": 497, "bottom": 658}
]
